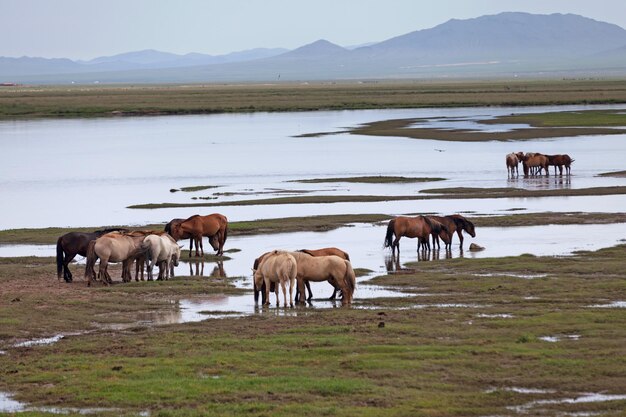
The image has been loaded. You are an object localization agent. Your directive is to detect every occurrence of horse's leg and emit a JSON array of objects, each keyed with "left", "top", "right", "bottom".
[
  {"left": 281, "top": 280, "right": 287, "bottom": 307},
  {"left": 188, "top": 237, "right": 194, "bottom": 257},
  {"left": 63, "top": 252, "right": 76, "bottom": 282},
  {"left": 197, "top": 236, "right": 203, "bottom": 257},
  {"left": 289, "top": 277, "right": 295, "bottom": 307},
  {"left": 306, "top": 281, "right": 313, "bottom": 301},
  {"left": 297, "top": 277, "right": 306, "bottom": 304},
  {"left": 457, "top": 230, "right": 464, "bottom": 248},
  {"left": 263, "top": 277, "right": 271, "bottom": 306}
]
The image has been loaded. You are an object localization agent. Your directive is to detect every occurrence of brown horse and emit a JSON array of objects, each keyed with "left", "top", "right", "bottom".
[
  {"left": 546, "top": 154, "right": 574, "bottom": 175},
  {"left": 84, "top": 231, "right": 148, "bottom": 286},
  {"left": 253, "top": 250, "right": 298, "bottom": 307},
  {"left": 56, "top": 228, "right": 128, "bottom": 282},
  {"left": 297, "top": 247, "right": 351, "bottom": 301},
  {"left": 522, "top": 152, "right": 549, "bottom": 176},
  {"left": 170, "top": 213, "right": 228, "bottom": 256},
  {"left": 383, "top": 215, "right": 440, "bottom": 255}
]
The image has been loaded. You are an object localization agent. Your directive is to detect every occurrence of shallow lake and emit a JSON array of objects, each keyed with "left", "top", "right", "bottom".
[{"left": 1, "top": 104, "right": 626, "bottom": 229}]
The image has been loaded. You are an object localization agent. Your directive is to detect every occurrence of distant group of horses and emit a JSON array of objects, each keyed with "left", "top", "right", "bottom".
[
  {"left": 506, "top": 152, "right": 574, "bottom": 177},
  {"left": 55, "top": 210, "right": 476, "bottom": 308}
]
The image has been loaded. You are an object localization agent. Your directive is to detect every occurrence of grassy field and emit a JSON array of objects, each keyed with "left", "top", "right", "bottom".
[
  {"left": 347, "top": 109, "right": 626, "bottom": 142},
  {"left": 2, "top": 79, "right": 626, "bottom": 119},
  {"left": 0, "top": 243, "right": 624, "bottom": 416}
]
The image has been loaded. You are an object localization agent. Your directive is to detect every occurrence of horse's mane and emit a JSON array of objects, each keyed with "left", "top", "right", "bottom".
[
  {"left": 450, "top": 215, "right": 473, "bottom": 231},
  {"left": 185, "top": 214, "right": 201, "bottom": 221},
  {"left": 297, "top": 249, "right": 315, "bottom": 257}
]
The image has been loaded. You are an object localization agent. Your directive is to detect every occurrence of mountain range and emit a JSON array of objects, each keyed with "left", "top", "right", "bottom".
[{"left": 3, "top": 12, "right": 626, "bottom": 84}]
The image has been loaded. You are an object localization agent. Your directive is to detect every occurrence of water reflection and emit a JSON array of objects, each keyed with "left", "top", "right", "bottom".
[
  {"left": 384, "top": 248, "right": 459, "bottom": 273},
  {"left": 507, "top": 175, "right": 572, "bottom": 190}
]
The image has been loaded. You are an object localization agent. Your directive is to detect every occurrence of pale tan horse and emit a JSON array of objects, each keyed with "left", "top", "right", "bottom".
[
  {"left": 142, "top": 234, "right": 181, "bottom": 281},
  {"left": 84, "top": 231, "right": 148, "bottom": 286},
  {"left": 170, "top": 213, "right": 228, "bottom": 256},
  {"left": 253, "top": 250, "right": 298, "bottom": 307},
  {"left": 297, "top": 247, "right": 350, "bottom": 301},
  {"left": 287, "top": 251, "right": 356, "bottom": 306}
]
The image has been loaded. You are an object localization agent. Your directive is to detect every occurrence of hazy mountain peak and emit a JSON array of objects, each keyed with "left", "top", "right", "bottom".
[{"left": 280, "top": 39, "right": 346, "bottom": 58}]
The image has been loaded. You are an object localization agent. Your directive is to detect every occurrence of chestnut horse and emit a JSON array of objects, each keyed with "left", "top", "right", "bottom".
[
  {"left": 428, "top": 214, "right": 476, "bottom": 249},
  {"left": 383, "top": 215, "right": 441, "bottom": 255},
  {"left": 253, "top": 250, "right": 298, "bottom": 307},
  {"left": 165, "top": 218, "right": 195, "bottom": 256},
  {"left": 56, "top": 228, "right": 127, "bottom": 283},
  {"left": 170, "top": 213, "right": 228, "bottom": 256},
  {"left": 546, "top": 154, "right": 574, "bottom": 175},
  {"left": 422, "top": 217, "right": 452, "bottom": 251},
  {"left": 522, "top": 153, "right": 549, "bottom": 176}
]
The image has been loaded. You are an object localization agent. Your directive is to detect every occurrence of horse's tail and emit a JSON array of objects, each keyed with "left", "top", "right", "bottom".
[
  {"left": 56, "top": 237, "right": 64, "bottom": 279},
  {"left": 342, "top": 250, "right": 350, "bottom": 261},
  {"left": 383, "top": 219, "right": 395, "bottom": 249},
  {"left": 222, "top": 222, "right": 228, "bottom": 245},
  {"left": 343, "top": 260, "right": 356, "bottom": 303},
  {"left": 84, "top": 240, "right": 98, "bottom": 282}
]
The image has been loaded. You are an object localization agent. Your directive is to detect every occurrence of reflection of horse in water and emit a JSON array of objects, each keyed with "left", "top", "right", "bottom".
[{"left": 383, "top": 216, "right": 449, "bottom": 255}]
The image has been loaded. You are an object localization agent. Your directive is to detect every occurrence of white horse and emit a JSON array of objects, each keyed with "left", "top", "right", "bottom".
[
  {"left": 142, "top": 234, "right": 181, "bottom": 280},
  {"left": 253, "top": 250, "right": 297, "bottom": 307}
]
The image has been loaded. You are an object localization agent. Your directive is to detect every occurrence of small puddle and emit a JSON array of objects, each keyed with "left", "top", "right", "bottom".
[
  {"left": 508, "top": 392, "right": 626, "bottom": 414},
  {"left": 473, "top": 273, "right": 549, "bottom": 279},
  {"left": 0, "top": 392, "right": 25, "bottom": 413},
  {"left": 476, "top": 313, "right": 514, "bottom": 319},
  {"left": 539, "top": 334, "right": 581, "bottom": 343},
  {"left": 13, "top": 334, "right": 65, "bottom": 348},
  {"left": 588, "top": 301, "right": 626, "bottom": 308}
]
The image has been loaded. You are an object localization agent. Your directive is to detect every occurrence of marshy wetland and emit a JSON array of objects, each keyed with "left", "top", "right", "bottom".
[{"left": 1, "top": 82, "right": 626, "bottom": 416}]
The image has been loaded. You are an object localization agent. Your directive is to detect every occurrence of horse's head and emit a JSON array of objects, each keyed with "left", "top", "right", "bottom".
[
  {"left": 465, "top": 220, "right": 476, "bottom": 237},
  {"left": 515, "top": 152, "right": 525, "bottom": 162},
  {"left": 209, "top": 235, "right": 219, "bottom": 251}
]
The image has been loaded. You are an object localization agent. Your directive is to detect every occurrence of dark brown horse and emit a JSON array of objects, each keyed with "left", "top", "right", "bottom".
[
  {"left": 56, "top": 228, "right": 127, "bottom": 282},
  {"left": 384, "top": 215, "right": 440, "bottom": 255},
  {"left": 170, "top": 213, "right": 228, "bottom": 256},
  {"left": 546, "top": 154, "right": 574, "bottom": 175},
  {"left": 432, "top": 214, "right": 476, "bottom": 249}
]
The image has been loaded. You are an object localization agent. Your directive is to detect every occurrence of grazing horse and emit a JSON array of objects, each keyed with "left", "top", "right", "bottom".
[
  {"left": 297, "top": 247, "right": 351, "bottom": 301},
  {"left": 288, "top": 251, "right": 355, "bottom": 306},
  {"left": 383, "top": 215, "right": 439, "bottom": 255},
  {"left": 56, "top": 228, "right": 127, "bottom": 283},
  {"left": 142, "top": 234, "right": 181, "bottom": 280},
  {"left": 253, "top": 251, "right": 313, "bottom": 304},
  {"left": 170, "top": 213, "right": 228, "bottom": 257},
  {"left": 84, "top": 231, "right": 148, "bottom": 286},
  {"left": 253, "top": 250, "right": 298, "bottom": 307},
  {"left": 506, "top": 152, "right": 523, "bottom": 177},
  {"left": 546, "top": 154, "right": 574, "bottom": 175},
  {"left": 522, "top": 153, "right": 549, "bottom": 176}
]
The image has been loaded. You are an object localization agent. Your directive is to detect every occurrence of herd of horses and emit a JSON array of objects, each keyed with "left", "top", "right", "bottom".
[
  {"left": 506, "top": 152, "right": 574, "bottom": 178},
  {"left": 55, "top": 211, "right": 476, "bottom": 307}
]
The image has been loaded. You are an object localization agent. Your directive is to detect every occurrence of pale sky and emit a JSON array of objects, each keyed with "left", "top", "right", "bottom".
[{"left": 2, "top": 0, "right": 626, "bottom": 60}]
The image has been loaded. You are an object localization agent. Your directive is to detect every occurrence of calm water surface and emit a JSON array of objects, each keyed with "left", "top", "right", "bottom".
[{"left": 2, "top": 105, "right": 626, "bottom": 229}]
